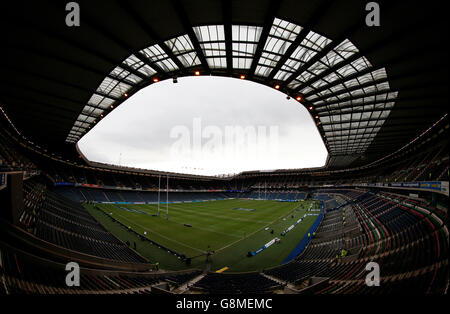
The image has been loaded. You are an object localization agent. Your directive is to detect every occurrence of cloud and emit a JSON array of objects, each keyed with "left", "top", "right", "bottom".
[{"left": 77, "top": 76, "right": 328, "bottom": 175}]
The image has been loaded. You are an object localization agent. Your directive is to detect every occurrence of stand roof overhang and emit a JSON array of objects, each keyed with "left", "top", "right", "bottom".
[{"left": 0, "top": 0, "right": 447, "bottom": 170}]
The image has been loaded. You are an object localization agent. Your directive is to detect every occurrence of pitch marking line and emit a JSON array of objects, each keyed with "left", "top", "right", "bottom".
[
  {"left": 118, "top": 205, "right": 247, "bottom": 239},
  {"left": 214, "top": 203, "right": 304, "bottom": 253},
  {"left": 167, "top": 200, "right": 286, "bottom": 222},
  {"left": 136, "top": 202, "right": 274, "bottom": 224},
  {"left": 106, "top": 200, "right": 311, "bottom": 256},
  {"left": 162, "top": 203, "right": 272, "bottom": 224},
  {"left": 105, "top": 208, "right": 205, "bottom": 254}
]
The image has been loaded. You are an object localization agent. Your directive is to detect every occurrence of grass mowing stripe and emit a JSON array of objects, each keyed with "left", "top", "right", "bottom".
[
  {"left": 101, "top": 201, "right": 288, "bottom": 256},
  {"left": 99, "top": 205, "right": 206, "bottom": 254},
  {"left": 142, "top": 201, "right": 278, "bottom": 224},
  {"left": 209, "top": 205, "right": 317, "bottom": 271},
  {"left": 215, "top": 202, "right": 303, "bottom": 253},
  {"left": 122, "top": 201, "right": 287, "bottom": 236},
  {"left": 119, "top": 203, "right": 258, "bottom": 239},
  {"left": 86, "top": 199, "right": 318, "bottom": 272},
  {"left": 164, "top": 203, "right": 272, "bottom": 224},
  {"left": 85, "top": 204, "right": 188, "bottom": 270}
]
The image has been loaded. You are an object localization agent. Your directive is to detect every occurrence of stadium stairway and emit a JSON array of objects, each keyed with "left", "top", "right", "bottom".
[
  {"left": 172, "top": 272, "right": 207, "bottom": 294},
  {"left": 191, "top": 272, "right": 282, "bottom": 294},
  {"left": 263, "top": 190, "right": 449, "bottom": 294},
  {"left": 259, "top": 272, "right": 302, "bottom": 293},
  {"left": 0, "top": 238, "right": 207, "bottom": 295},
  {"left": 19, "top": 178, "right": 149, "bottom": 263}
]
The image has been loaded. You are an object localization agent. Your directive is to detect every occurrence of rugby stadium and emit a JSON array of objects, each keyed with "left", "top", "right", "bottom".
[{"left": 0, "top": 0, "right": 448, "bottom": 298}]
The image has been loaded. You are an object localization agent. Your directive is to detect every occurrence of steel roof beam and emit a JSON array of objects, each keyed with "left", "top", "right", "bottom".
[
  {"left": 222, "top": 0, "right": 233, "bottom": 75},
  {"left": 313, "top": 88, "right": 396, "bottom": 108},
  {"left": 265, "top": 0, "right": 334, "bottom": 82},
  {"left": 116, "top": 0, "right": 187, "bottom": 75},
  {"left": 247, "top": 0, "right": 280, "bottom": 79},
  {"left": 171, "top": 0, "right": 210, "bottom": 74},
  {"left": 318, "top": 105, "right": 426, "bottom": 118}
]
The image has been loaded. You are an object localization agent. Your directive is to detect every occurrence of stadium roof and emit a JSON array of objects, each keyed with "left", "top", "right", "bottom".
[{"left": 0, "top": 0, "right": 447, "bottom": 170}]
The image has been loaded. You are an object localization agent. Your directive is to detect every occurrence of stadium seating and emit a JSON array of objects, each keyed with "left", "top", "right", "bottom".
[
  {"left": 19, "top": 178, "right": 146, "bottom": 263},
  {"left": 264, "top": 189, "right": 448, "bottom": 294},
  {"left": 0, "top": 242, "right": 202, "bottom": 294},
  {"left": 0, "top": 129, "right": 36, "bottom": 172},
  {"left": 0, "top": 123, "right": 448, "bottom": 295},
  {"left": 193, "top": 272, "right": 281, "bottom": 294}
]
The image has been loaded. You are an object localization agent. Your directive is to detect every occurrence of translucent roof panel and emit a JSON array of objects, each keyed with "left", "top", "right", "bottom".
[
  {"left": 66, "top": 20, "right": 398, "bottom": 156},
  {"left": 255, "top": 18, "right": 303, "bottom": 77},
  {"left": 109, "top": 66, "right": 143, "bottom": 85},
  {"left": 87, "top": 94, "right": 114, "bottom": 109},
  {"left": 164, "top": 35, "right": 201, "bottom": 68},
  {"left": 96, "top": 77, "right": 132, "bottom": 99},
  {"left": 140, "top": 44, "right": 179, "bottom": 72},
  {"left": 232, "top": 25, "right": 262, "bottom": 42},
  {"left": 289, "top": 38, "right": 362, "bottom": 90},
  {"left": 194, "top": 25, "right": 225, "bottom": 42},
  {"left": 177, "top": 51, "right": 201, "bottom": 68},
  {"left": 307, "top": 55, "right": 398, "bottom": 156},
  {"left": 318, "top": 98, "right": 395, "bottom": 155},
  {"left": 122, "top": 55, "right": 157, "bottom": 77},
  {"left": 199, "top": 42, "right": 226, "bottom": 57},
  {"left": 193, "top": 25, "right": 227, "bottom": 69},
  {"left": 276, "top": 30, "right": 331, "bottom": 83},
  {"left": 206, "top": 57, "right": 227, "bottom": 69},
  {"left": 232, "top": 25, "right": 263, "bottom": 69}
]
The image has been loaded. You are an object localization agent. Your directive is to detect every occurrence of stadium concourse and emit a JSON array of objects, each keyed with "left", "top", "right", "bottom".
[{"left": 0, "top": 0, "right": 448, "bottom": 296}]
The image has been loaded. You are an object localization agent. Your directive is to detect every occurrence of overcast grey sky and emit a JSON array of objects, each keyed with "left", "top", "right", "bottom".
[{"left": 77, "top": 76, "right": 328, "bottom": 176}]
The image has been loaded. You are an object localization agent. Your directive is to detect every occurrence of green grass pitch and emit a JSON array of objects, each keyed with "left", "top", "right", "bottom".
[{"left": 84, "top": 199, "right": 319, "bottom": 272}]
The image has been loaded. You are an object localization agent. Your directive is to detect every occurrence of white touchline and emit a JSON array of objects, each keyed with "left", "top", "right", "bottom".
[
  {"left": 107, "top": 209, "right": 205, "bottom": 254},
  {"left": 215, "top": 203, "right": 303, "bottom": 253}
]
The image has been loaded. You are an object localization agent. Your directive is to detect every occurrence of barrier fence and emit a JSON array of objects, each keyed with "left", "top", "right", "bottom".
[{"left": 282, "top": 201, "right": 324, "bottom": 264}]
